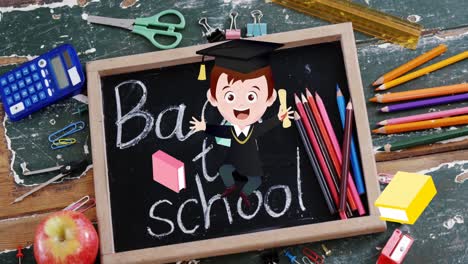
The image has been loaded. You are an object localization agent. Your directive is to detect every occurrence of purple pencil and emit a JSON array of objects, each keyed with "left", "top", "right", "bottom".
[{"left": 381, "top": 93, "right": 468, "bottom": 113}]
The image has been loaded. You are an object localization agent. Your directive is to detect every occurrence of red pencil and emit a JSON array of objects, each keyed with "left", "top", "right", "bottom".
[
  {"left": 339, "top": 102, "right": 354, "bottom": 219},
  {"left": 294, "top": 94, "right": 345, "bottom": 219},
  {"left": 305, "top": 89, "right": 357, "bottom": 211}
]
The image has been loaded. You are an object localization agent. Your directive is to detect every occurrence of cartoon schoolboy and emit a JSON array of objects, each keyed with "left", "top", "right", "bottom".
[{"left": 190, "top": 40, "right": 293, "bottom": 207}]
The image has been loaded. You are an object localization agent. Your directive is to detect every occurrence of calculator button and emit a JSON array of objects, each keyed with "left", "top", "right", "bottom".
[
  {"left": 11, "top": 83, "right": 18, "bottom": 92},
  {"left": 15, "top": 71, "right": 22, "bottom": 79},
  {"left": 10, "top": 102, "right": 25, "bottom": 115},
  {"left": 21, "top": 89, "right": 29, "bottom": 98},
  {"left": 22, "top": 67, "right": 30, "bottom": 75},
  {"left": 8, "top": 74, "right": 15, "bottom": 83},
  {"left": 25, "top": 77, "right": 32, "bottom": 85},
  {"left": 44, "top": 79, "right": 49, "bottom": 87},
  {"left": 6, "top": 96, "right": 14, "bottom": 105},
  {"left": 28, "top": 86, "right": 35, "bottom": 94},
  {"left": 35, "top": 82, "right": 43, "bottom": 90},
  {"left": 31, "top": 94, "right": 39, "bottom": 103},
  {"left": 47, "top": 88, "right": 53, "bottom": 97},
  {"left": 30, "top": 64, "right": 37, "bottom": 71},
  {"left": 0, "top": 78, "right": 7, "bottom": 86},
  {"left": 39, "top": 91, "right": 47, "bottom": 100},
  {"left": 18, "top": 80, "right": 26, "bottom": 88},
  {"left": 3, "top": 87, "right": 11, "bottom": 95},
  {"left": 32, "top": 73, "right": 40, "bottom": 81},
  {"left": 38, "top": 59, "right": 47, "bottom": 68},
  {"left": 24, "top": 98, "right": 32, "bottom": 107},
  {"left": 13, "top": 93, "right": 21, "bottom": 102},
  {"left": 41, "top": 70, "right": 46, "bottom": 78}
]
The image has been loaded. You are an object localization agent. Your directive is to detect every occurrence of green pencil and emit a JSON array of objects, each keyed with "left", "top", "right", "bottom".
[{"left": 379, "top": 126, "right": 468, "bottom": 152}]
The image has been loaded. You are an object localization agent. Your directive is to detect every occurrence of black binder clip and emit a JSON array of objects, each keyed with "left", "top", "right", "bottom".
[{"left": 198, "top": 17, "right": 225, "bottom": 43}]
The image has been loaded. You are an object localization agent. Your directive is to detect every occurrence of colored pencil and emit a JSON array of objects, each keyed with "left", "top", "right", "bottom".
[
  {"left": 379, "top": 126, "right": 468, "bottom": 151},
  {"left": 294, "top": 112, "right": 336, "bottom": 214},
  {"left": 339, "top": 102, "right": 353, "bottom": 219},
  {"left": 301, "top": 94, "right": 352, "bottom": 217},
  {"left": 380, "top": 93, "right": 468, "bottom": 113},
  {"left": 378, "top": 106, "right": 468, "bottom": 126},
  {"left": 372, "top": 44, "right": 447, "bottom": 86},
  {"left": 376, "top": 51, "right": 468, "bottom": 91},
  {"left": 373, "top": 115, "right": 468, "bottom": 134},
  {"left": 294, "top": 94, "right": 345, "bottom": 219},
  {"left": 370, "top": 83, "right": 468, "bottom": 103},
  {"left": 336, "top": 86, "right": 365, "bottom": 195},
  {"left": 315, "top": 92, "right": 366, "bottom": 215},
  {"left": 305, "top": 89, "right": 357, "bottom": 211}
]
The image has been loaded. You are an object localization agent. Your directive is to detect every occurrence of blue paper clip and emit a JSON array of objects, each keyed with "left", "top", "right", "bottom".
[{"left": 48, "top": 121, "right": 85, "bottom": 143}]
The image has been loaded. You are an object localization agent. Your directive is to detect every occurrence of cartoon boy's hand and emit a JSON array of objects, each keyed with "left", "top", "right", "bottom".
[
  {"left": 190, "top": 116, "right": 206, "bottom": 132},
  {"left": 277, "top": 106, "right": 294, "bottom": 121}
]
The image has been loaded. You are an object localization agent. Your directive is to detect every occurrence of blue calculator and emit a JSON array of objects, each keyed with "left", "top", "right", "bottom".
[{"left": 0, "top": 44, "right": 85, "bottom": 121}]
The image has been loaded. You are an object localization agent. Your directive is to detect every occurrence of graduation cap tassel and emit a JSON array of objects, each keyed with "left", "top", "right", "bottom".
[{"left": 198, "top": 55, "right": 206, "bottom": 81}]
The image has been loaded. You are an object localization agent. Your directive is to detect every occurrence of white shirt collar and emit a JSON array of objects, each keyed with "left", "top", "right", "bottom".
[{"left": 233, "top": 125, "right": 251, "bottom": 137}]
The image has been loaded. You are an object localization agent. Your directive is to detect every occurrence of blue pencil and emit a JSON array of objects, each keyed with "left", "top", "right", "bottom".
[{"left": 336, "top": 85, "right": 365, "bottom": 194}]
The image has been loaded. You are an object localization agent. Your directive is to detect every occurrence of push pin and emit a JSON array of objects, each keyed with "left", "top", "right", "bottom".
[
  {"left": 226, "top": 11, "right": 241, "bottom": 39},
  {"left": 198, "top": 17, "right": 225, "bottom": 43},
  {"left": 246, "top": 10, "right": 267, "bottom": 37},
  {"left": 321, "top": 244, "right": 332, "bottom": 256},
  {"left": 284, "top": 250, "right": 301, "bottom": 264},
  {"left": 16, "top": 246, "right": 24, "bottom": 264}
]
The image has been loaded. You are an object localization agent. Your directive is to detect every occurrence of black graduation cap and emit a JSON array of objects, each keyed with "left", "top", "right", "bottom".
[{"left": 196, "top": 39, "right": 284, "bottom": 80}]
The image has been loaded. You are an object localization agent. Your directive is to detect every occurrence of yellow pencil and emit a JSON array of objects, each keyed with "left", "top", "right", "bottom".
[
  {"left": 373, "top": 44, "right": 447, "bottom": 86},
  {"left": 376, "top": 51, "right": 468, "bottom": 91}
]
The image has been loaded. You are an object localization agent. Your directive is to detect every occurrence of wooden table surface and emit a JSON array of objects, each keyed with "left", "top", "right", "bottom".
[{"left": 0, "top": 0, "right": 466, "bottom": 263}]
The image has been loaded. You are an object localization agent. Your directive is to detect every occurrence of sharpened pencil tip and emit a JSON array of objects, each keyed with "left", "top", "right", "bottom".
[
  {"left": 381, "top": 106, "right": 389, "bottom": 113},
  {"left": 376, "top": 84, "right": 386, "bottom": 90},
  {"left": 369, "top": 97, "right": 377, "bottom": 103},
  {"left": 301, "top": 93, "right": 307, "bottom": 103},
  {"left": 294, "top": 111, "right": 300, "bottom": 120},
  {"left": 373, "top": 77, "right": 384, "bottom": 86},
  {"left": 336, "top": 87, "right": 343, "bottom": 96},
  {"left": 294, "top": 93, "right": 300, "bottom": 103},
  {"left": 378, "top": 120, "right": 387, "bottom": 126},
  {"left": 305, "top": 88, "right": 312, "bottom": 97},
  {"left": 347, "top": 101, "right": 353, "bottom": 109},
  {"left": 372, "top": 128, "right": 379, "bottom": 133}
]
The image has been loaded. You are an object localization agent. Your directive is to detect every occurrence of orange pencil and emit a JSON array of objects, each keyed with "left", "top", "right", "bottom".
[
  {"left": 369, "top": 83, "right": 468, "bottom": 103},
  {"left": 372, "top": 114, "right": 468, "bottom": 134},
  {"left": 304, "top": 89, "right": 357, "bottom": 211},
  {"left": 373, "top": 44, "right": 447, "bottom": 86}
]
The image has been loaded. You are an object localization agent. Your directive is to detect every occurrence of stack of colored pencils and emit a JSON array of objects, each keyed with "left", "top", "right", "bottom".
[
  {"left": 370, "top": 44, "right": 468, "bottom": 152},
  {"left": 293, "top": 89, "right": 366, "bottom": 220}
]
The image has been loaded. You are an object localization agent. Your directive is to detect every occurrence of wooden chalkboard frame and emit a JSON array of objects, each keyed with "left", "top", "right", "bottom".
[{"left": 87, "top": 23, "right": 386, "bottom": 264}]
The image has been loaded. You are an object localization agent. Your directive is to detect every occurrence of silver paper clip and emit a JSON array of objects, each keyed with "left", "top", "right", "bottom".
[{"left": 64, "top": 195, "right": 96, "bottom": 213}]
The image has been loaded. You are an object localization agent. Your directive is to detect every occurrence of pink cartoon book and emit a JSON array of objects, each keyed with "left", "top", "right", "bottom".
[{"left": 152, "top": 150, "right": 186, "bottom": 193}]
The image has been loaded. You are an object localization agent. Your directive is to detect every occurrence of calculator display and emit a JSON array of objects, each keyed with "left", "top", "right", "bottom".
[{"left": 51, "top": 56, "right": 69, "bottom": 89}]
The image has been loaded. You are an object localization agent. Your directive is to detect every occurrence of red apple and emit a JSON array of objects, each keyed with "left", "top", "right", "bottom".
[{"left": 34, "top": 211, "right": 99, "bottom": 264}]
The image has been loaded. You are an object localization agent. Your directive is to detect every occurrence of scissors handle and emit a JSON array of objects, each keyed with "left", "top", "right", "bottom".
[{"left": 133, "top": 10, "right": 185, "bottom": 50}]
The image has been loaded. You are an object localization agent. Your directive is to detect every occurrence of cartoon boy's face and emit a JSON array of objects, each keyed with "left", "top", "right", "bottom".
[{"left": 208, "top": 73, "right": 277, "bottom": 128}]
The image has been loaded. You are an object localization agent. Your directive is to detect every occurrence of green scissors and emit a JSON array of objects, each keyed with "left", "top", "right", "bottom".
[{"left": 87, "top": 10, "right": 185, "bottom": 50}]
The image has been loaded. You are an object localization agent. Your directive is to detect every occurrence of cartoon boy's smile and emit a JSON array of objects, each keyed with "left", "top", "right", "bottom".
[{"left": 233, "top": 107, "right": 250, "bottom": 120}]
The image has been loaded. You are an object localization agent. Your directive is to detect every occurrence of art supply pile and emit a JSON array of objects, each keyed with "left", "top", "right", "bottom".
[
  {"left": 370, "top": 44, "right": 468, "bottom": 152},
  {"left": 293, "top": 88, "right": 366, "bottom": 219}
]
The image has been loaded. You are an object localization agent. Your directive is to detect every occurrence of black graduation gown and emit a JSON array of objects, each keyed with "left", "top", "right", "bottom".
[{"left": 205, "top": 117, "right": 280, "bottom": 177}]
